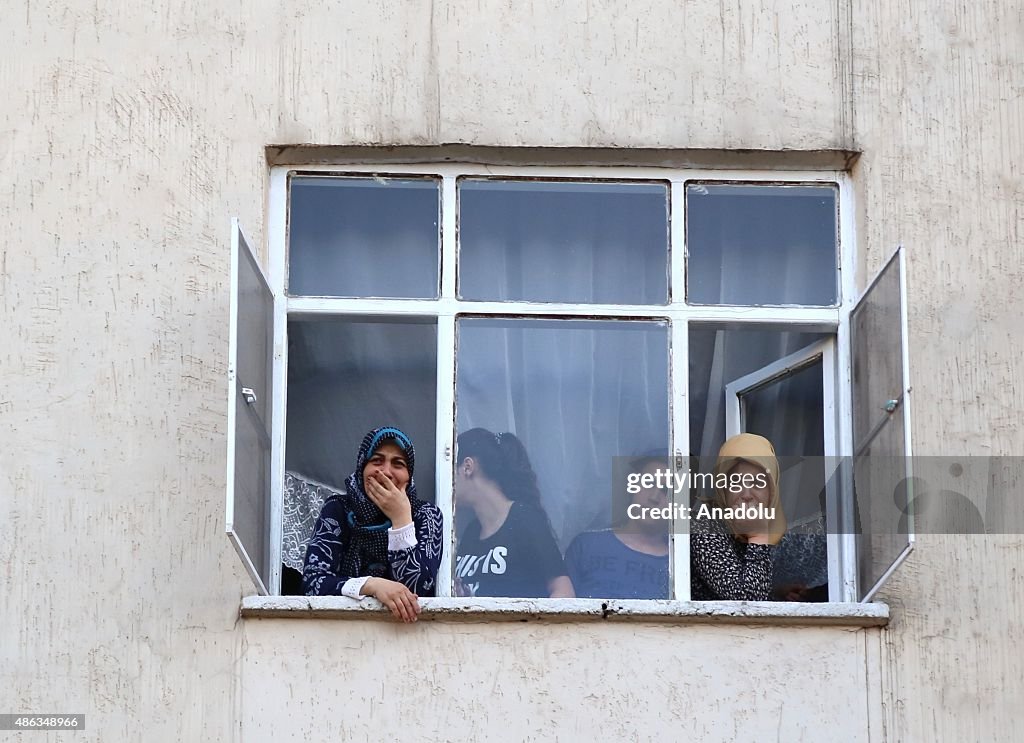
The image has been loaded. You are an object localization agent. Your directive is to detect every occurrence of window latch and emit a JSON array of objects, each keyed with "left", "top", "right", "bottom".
[
  {"left": 241, "top": 387, "right": 257, "bottom": 406},
  {"left": 883, "top": 398, "right": 900, "bottom": 413}
]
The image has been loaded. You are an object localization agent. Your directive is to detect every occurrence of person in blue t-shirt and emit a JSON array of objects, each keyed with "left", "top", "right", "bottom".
[{"left": 565, "top": 456, "right": 670, "bottom": 600}]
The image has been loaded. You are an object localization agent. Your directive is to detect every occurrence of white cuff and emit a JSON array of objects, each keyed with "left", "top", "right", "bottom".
[
  {"left": 388, "top": 522, "right": 418, "bottom": 552},
  {"left": 341, "top": 576, "right": 371, "bottom": 600}
]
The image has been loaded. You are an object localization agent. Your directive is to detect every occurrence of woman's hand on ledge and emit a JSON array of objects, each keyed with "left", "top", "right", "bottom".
[{"left": 364, "top": 577, "right": 421, "bottom": 623}]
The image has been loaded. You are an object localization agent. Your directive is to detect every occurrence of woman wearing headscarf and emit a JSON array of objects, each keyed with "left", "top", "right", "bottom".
[
  {"left": 302, "top": 427, "right": 443, "bottom": 622},
  {"left": 454, "top": 428, "right": 574, "bottom": 599},
  {"left": 690, "top": 433, "right": 787, "bottom": 601}
]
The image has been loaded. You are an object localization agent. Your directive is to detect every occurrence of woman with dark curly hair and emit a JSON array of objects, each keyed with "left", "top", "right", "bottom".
[{"left": 454, "top": 428, "right": 573, "bottom": 599}]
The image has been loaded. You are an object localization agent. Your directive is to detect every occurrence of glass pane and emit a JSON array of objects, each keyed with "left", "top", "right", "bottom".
[
  {"left": 743, "top": 361, "right": 824, "bottom": 457},
  {"left": 688, "top": 326, "right": 829, "bottom": 465},
  {"left": 288, "top": 176, "right": 440, "bottom": 298},
  {"left": 850, "top": 252, "right": 910, "bottom": 600},
  {"left": 686, "top": 183, "right": 838, "bottom": 306},
  {"left": 284, "top": 318, "right": 438, "bottom": 503},
  {"left": 458, "top": 179, "right": 669, "bottom": 304},
  {"left": 742, "top": 361, "right": 829, "bottom": 601},
  {"left": 454, "top": 318, "right": 670, "bottom": 599}
]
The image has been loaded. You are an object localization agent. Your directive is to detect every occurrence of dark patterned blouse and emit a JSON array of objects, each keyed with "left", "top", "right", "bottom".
[
  {"left": 302, "top": 496, "right": 443, "bottom": 597},
  {"left": 690, "top": 516, "right": 775, "bottom": 601}
]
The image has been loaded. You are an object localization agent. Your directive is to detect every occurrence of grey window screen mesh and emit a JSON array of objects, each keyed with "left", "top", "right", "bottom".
[
  {"left": 850, "top": 248, "right": 913, "bottom": 602},
  {"left": 226, "top": 220, "right": 274, "bottom": 595}
]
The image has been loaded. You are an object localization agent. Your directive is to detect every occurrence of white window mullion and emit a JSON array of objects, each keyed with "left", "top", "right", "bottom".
[
  {"left": 433, "top": 176, "right": 458, "bottom": 597},
  {"left": 434, "top": 312, "right": 456, "bottom": 597},
  {"left": 837, "top": 172, "right": 858, "bottom": 307},
  {"left": 836, "top": 173, "right": 859, "bottom": 601},
  {"left": 836, "top": 286, "right": 858, "bottom": 601},
  {"left": 670, "top": 318, "right": 692, "bottom": 601},
  {"left": 669, "top": 181, "right": 690, "bottom": 600},
  {"left": 268, "top": 299, "right": 287, "bottom": 595},
  {"left": 267, "top": 169, "right": 289, "bottom": 595},
  {"left": 287, "top": 296, "right": 840, "bottom": 327},
  {"left": 820, "top": 340, "right": 843, "bottom": 602},
  {"left": 670, "top": 180, "right": 686, "bottom": 306},
  {"left": 441, "top": 175, "right": 457, "bottom": 299}
]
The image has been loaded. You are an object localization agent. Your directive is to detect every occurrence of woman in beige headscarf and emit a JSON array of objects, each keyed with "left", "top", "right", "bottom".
[{"left": 690, "top": 433, "right": 787, "bottom": 600}]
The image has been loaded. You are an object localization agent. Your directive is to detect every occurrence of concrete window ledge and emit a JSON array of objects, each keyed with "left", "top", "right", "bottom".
[{"left": 241, "top": 596, "right": 888, "bottom": 627}]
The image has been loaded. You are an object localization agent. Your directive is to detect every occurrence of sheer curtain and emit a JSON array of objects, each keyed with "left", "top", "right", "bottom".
[
  {"left": 458, "top": 180, "right": 668, "bottom": 305},
  {"left": 288, "top": 176, "right": 440, "bottom": 299},
  {"left": 453, "top": 179, "right": 672, "bottom": 546},
  {"left": 688, "top": 183, "right": 839, "bottom": 514},
  {"left": 456, "top": 319, "right": 669, "bottom": 548}
]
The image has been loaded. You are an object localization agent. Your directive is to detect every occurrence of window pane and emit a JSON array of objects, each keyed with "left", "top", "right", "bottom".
[
  {"left": 688, "top": 326, "right": 829, "bottom": 463},
  {"left": 458, "top": 179, "right": 669, "bottom": 304},
  {"left": 686, "top": 183, "right": 838, "bottom": 306},
  {"left": 454, "top": 318, "right": 670, "bottom": 599},
  {"left": 288, "top": 176, "right": 440, "bottom": 298},
  {"left": 742, "top": 361, "right": 825, "bottom": 458},
  {"left": 284, "top": 317, "right": 438, "bottom": 503}
]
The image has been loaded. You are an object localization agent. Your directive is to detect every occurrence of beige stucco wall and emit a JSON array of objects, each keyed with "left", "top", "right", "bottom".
[
  {"left": 2, "top": 0, "right": 1020, "bottom": 741},
  {"left": 851, "top": 0, "right": 1024, "bottom": 740},
  {"left": 241, "top": 619, "right": 882, "bottom": 742}
]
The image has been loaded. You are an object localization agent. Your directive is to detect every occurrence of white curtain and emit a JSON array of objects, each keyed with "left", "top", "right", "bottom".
[{"left": 456, "top": 319, "right": 670, "bottom": 548}]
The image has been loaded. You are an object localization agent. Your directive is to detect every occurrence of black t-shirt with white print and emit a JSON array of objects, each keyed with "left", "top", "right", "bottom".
[{"left": 456, "top": 501, "right": 566, "bottom": 598}]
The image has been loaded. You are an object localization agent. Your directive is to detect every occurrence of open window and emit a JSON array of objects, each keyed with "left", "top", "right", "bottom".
[
  {"left": 226, "top": 219, "right": 274, "bottom": 595},
  {"left": 225, "top": 162, "right": 911, "bottom": 607},
  {"left": 849, "top": 247, "right": 914, "bottom": 602}
]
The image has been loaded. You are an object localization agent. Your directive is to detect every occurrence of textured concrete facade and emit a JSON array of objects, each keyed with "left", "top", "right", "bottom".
[{"left": 2, "top": 1, "right": 1021, "bottom": 741}]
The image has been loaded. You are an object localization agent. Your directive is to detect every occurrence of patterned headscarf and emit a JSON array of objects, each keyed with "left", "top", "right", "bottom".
[{"left": 339, "top": 426, "right": 422, "bottom": 579}]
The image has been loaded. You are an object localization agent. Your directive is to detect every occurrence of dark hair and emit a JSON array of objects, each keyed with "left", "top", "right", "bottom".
[{"left": 456, "top": 427, "right": 541, "bottom": 506}]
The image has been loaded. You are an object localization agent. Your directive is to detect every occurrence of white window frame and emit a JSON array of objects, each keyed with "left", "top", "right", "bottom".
[{"left": 259, "top": 162, "right": 863, "bottom": 603}]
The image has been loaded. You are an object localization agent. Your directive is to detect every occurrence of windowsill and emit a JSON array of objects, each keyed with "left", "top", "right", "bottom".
[{"left": 241, "top": 596, "right": 888, "bottom": 627}]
